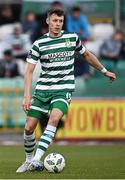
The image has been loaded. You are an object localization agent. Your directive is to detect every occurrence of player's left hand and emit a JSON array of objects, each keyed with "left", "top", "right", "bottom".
[{"left": 105, "top": 71, "right": 116, "bottom": 82}]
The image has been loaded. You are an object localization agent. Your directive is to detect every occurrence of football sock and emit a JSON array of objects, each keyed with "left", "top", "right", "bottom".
[
  {"left": 24, "top": 132, "right": 36, "bottom": 162},
  {"left": 33, "top": 125, "right": 56, "bottom": 161}
]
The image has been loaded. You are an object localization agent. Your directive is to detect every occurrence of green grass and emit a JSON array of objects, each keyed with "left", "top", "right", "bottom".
[{"left": 0, "top": 144, "right": 125, "bottom": 179}]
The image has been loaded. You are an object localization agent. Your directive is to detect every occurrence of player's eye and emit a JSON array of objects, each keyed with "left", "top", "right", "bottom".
[{"left": 53, "top": 19, "right": 57, "bottom": 22}]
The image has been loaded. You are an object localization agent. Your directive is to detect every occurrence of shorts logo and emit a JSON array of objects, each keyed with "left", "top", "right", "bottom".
[
  {"left": 66, "top": 93, "right": 71, "bottom": 102},
  {"left": 31, "top": 98, "right": 34, "bottom": 104}
]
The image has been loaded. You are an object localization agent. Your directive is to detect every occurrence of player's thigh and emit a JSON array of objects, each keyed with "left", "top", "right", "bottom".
[
  {"left": 50, "top": 92, "right": 72, "bottom": 116},
  {"left": 48, "top": 108, "right": 63, "bottom": 126},
  {"left": 27, "top": 96, "right": 49, "bottom": 120}
]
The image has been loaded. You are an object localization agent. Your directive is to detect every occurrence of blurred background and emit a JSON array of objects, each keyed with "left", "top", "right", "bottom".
[{"left": 0, "top": 0, "right": 125, "bottom": 144}]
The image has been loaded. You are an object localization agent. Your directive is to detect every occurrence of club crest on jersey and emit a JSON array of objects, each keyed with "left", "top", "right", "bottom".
[{"left": 65, "top": 39, "right": 71, "bottom": 48}]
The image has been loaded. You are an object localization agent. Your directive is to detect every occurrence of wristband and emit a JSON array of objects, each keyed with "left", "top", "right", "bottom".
[{"left": 101, "top": 67, "right": 108, "bottom": 74}]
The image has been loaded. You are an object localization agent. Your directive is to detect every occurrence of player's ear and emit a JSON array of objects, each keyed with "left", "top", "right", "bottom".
[{"left": 46, "top": 18, "right": 49, "bottom": 25}]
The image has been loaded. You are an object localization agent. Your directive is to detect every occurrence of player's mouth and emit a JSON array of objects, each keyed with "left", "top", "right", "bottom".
[{"left": 55, "top": 28, "right": 60, "bottom": 31}]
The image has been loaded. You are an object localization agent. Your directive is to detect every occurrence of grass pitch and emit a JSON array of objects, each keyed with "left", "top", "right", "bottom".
[{"left": 0, "top": 144, "right": 125, "bottom": 179}]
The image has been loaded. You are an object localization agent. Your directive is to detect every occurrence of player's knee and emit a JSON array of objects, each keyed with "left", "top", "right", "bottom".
[
  {"left": 25, "top": 127, "right": 34, "bottom": 135},
  {"left": 25, "top": 118, "right": 36, "bottom": 134},
  {"left": 49, "top": 115, "right": 60, "bottom": 127}
]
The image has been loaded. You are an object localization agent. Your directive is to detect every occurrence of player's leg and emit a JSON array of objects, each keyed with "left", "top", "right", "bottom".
[
  {"left": 28, "top": 94, "right": 70, "bottom": 171},
  {"left": 16, "top": 96, "right": 49, "bottom": 173},
  {"left": 24, "top": 117, "right": 37, "bottom": 162},
  {"left": 16, "top": 116, "right": 38, "bottom": 173},
  {"left": 28, "top": 108, "right": 63, "bottom": 171},
  {"left": 39, "top": 113, "right": 65, "bottom": 133}
]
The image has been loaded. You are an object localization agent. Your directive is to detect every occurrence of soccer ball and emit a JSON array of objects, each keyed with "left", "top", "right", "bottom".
[{"left": 44, "top": 153, "right": 65, "bottom": 173}]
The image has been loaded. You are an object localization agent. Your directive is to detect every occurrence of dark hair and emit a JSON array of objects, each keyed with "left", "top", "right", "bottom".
[
  {"left": 71, "top": 6, "right": 81, "bottom": 12},
  {"left": 4, "top": 49, "right": 12, "bottom": 56},
  {"left": 51, "top": 1, "right": 62, "bottom": 7},
  {"left": 115, "top": 29, "right": 123, "bottom": 35},
  {"left": 25, "top": 10, "right": 36, "bottom": 17},
  {"left": 47, "top": 9, "right": 65, "bottom": 17}
]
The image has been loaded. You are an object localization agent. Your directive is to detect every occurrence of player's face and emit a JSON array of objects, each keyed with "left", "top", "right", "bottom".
[
  {"left": 48, "top": 14, "right": 64, "bottom": 35},
  {"left": 72, "top": 11, "right": 80, "bottom": 19},
  {"left": 114, "top": 33, "right": 123, "bottom": 42}
]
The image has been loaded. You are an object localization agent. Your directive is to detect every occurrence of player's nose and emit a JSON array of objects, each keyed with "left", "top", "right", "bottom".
[{"left": 56, "top": 21, "right": 60, "bottom": 26}]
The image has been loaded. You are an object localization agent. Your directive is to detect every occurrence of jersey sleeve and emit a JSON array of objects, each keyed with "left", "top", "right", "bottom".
[
  {"left": 26, "top": 40, "right": 40, "bottom": 64},
  {"left": 75, "top": 34, "right": 86, "bottom": 54}
]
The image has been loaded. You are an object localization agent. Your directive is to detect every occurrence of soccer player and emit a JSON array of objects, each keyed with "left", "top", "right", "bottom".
[{"left": 16, "top": 9, "right": 116, "bottom": 173}]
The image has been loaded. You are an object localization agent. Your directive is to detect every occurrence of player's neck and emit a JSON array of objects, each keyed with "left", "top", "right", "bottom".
[{"left": 48, "top": 31, "right": 62, "bottom": 38}]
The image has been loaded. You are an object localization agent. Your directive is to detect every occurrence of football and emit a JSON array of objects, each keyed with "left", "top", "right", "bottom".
[{"left": 44, "top": 153, "right": 65, "bottom": 173}]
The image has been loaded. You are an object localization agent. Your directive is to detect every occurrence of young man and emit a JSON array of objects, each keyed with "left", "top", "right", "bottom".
[{"left": 16, "top": 9, "right": 116, "bottom": 173}]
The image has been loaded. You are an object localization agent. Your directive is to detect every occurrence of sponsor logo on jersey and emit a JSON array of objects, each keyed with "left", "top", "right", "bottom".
[
  {"left": 48, "top": 51, "right": 72, "bottom": 62},
  {"left": 48, "top": 51, "right": 72, "bottom": 59}
]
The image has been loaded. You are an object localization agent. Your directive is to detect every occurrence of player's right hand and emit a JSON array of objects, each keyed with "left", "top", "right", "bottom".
[{"left": 22, "top": 96, "right": 31, "bottom": 113}]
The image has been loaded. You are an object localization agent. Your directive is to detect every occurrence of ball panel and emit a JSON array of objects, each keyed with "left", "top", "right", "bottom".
[{"left": 44, "top": 153, "right": 65, "bottom": 173}]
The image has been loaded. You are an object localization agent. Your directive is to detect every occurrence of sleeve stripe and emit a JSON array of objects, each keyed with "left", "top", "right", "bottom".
[
  {"left": 76, "top": 38, "right": 80, "bottom": 46},
  {"left": 79, "top": 47, "right": 86, "bottom": 54},
  {"left": 31, "top": 54, "right": 39, "bottom": 60},
  {"left": 26, "top": 58, "right": 37, "bottom": 64},
  {"left": 76, "top": 45, "right": 83, "bottom": 51},
  {"left": 31, "top": 49, "right": 39, "bottom": 57},
  {"left": 26, "top": 40, "right": 40, "bottom": 64},
  {"left": 32, "top": 45, "right": 39, "bottom": 53}
]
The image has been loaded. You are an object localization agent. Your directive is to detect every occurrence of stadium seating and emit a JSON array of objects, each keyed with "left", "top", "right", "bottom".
[
  {"left": 91, "top": 23, "right": 114, "bottom": 40},
  {"left": 73, "top": 77, "right": 87, "bottom": 97},
  {"left": 116, "top": 60, "right": 125, "bottom": 77},
  {"left": 73, "top": 75, "right": 125, "bottom": 97},
  {"left": 0, "top": 78, "right": 25, "bottom": 128}
]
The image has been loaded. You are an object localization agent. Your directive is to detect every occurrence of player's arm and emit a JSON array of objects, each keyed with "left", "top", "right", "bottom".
[
  {"left": 82, "top": 49, "right": 116, "bottom": 81},
  {"left": 75, "top": 33, "right": 116, "bottom": 81},
  {"left": 23, "top": 63, "right": 36, "bottom": 112},
  {"left": 23, "top": 40, "right": 40, "bottom": 112}
]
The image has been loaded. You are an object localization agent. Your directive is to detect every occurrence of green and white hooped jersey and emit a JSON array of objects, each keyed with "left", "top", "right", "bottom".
[{"left": 27, "top": 31, "right": 86, "bottom": 93}]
